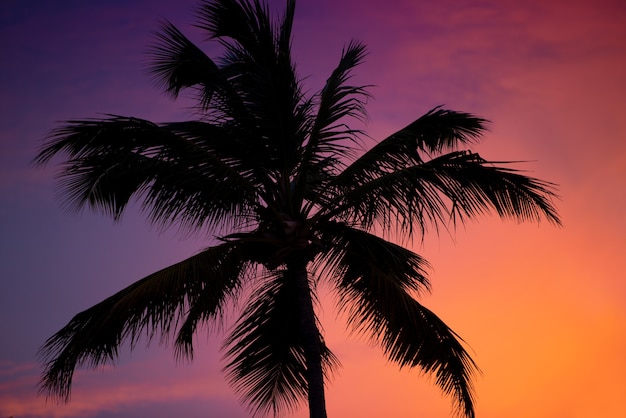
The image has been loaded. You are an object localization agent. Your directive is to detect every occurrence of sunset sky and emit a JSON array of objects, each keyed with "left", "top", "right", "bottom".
[{"left": 1, "top": 0, "right": 625, "bottom": 417}]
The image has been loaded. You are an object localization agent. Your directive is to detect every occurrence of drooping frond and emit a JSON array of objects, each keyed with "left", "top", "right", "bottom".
[
  {"left": 223, "top": 270, "right": 339, "bottom": 416},
  {"left": 33, "top": 116, "right": 260, "bottom": 232},
  {"left": 360, "top": 295, "right": 478, "bottom": 418},
  {"left": 414, "top": 151, "right": 562, "bottom": 226},
  {"left": 321, "top": 140, "right": 560, "bottom": 238},
  {"left": 39, "top": 242, "right": 249, "bottom": 401},
  {"left": 314, "top": 221, "right": 431, "bottom": 302},
  {"left": 317, "top": 223, "right": 478, "bottom": 418}
]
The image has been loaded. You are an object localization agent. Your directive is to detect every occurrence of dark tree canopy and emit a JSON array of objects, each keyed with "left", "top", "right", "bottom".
[{"left": 35, "top": 1, "right": 560, "bottom": 417}]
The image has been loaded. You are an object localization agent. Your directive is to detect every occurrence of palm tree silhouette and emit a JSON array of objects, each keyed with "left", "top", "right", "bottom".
[{"left": 34, "top": 1, "right": 560, "bottom": 417}]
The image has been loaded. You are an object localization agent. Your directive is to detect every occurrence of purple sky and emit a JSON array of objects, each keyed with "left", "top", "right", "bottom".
[{"left": 2, "top": 0, "right": 626, "bottom": 417}]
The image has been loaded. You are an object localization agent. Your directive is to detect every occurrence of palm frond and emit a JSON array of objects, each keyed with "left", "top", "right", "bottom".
[
  {"left": 149, "top": 18, "right": 258, "bottom": 118},
  {"left": 317, "top": 223, "right": 477, "bottom": 418},
  {"left": 296, "top": 40, "right": 370, "bottom": 214},
  {"left": 33, "top": 116, "right": 261, "bottom": 232},
  {"left": 39, "top": 242, "right": 248, "bottom": 401},
  {"left": 313, "top": 107, "right": 489, "bottom": 235},
  {"left": 409, "top": 151, "right": 562, "bottom": 226},
  {"left": 148, "top": 20, "right": 220, "bottom": 98},
  {"left": 278, "top": 0, "right": 296, "bottom": 57},
  {"left": 196, "top": 0, "right": 309, "bottom": 187},
  {"left": 410, "top": 106, "right": 488, "bottom": 153},
  {"left": 223, "top": 269, "right": 338, "bottom": 416},
  {"left": 365, "top": 296, "right": 478, "bottom": 418},
  {"left": 335, "top": 107, "right": 488, "bottom": 187},
  {"left": 307, "top": 40, "right": 370, "bottom": 158},
  {"left": 163, "top": 120, "right": 277, "bottom": 204},
  {"left": 196, "top": 0, "right": 271, "bottom": 53},
  {"left": 321, "top": 160, "right": 449, "bottom": 237},
  {"left": 321, "top": 149, "right": 560, "bottom": 238},
  {"left": 314, "top": 222, "right": 431, "bottom": 299}
]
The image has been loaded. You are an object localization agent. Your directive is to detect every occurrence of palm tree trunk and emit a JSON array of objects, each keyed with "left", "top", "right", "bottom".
[{"left": 291, "top": 260, "right": 328, "bottom": 418}]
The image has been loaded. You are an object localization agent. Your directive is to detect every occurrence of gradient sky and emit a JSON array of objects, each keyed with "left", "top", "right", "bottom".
[{"left": 1, "top": 0, "right": 625, "bottom": 417}]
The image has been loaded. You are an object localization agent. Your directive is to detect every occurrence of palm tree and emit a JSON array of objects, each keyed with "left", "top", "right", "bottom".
[{"left": 34, "top": 0, "right": 560, "bottom": 417}]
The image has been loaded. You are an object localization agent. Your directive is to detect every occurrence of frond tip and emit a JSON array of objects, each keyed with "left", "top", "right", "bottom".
[
  {"left": 318, "top": 223, "right": 479, "bottom": 417},
  {"left": 37, "top": 242, "right": 248, "bottom": 402}
]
